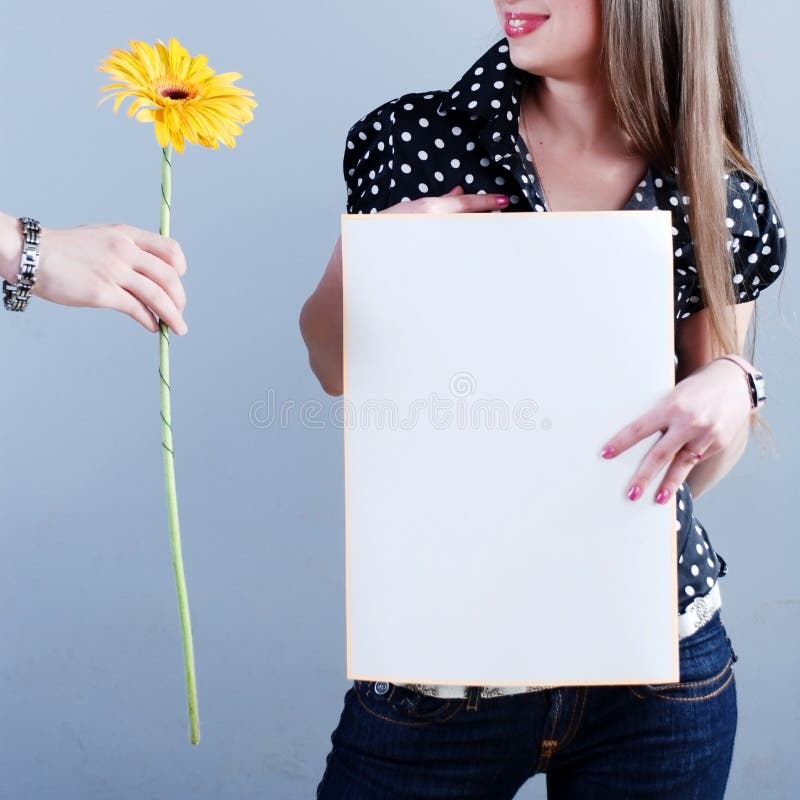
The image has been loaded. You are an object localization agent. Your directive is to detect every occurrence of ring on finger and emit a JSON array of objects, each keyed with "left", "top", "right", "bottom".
[{"left": 681, "top": 447, "right": 704, "bottom": 462}]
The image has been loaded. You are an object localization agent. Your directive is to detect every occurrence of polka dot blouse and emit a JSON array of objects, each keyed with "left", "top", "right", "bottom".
[{"left": 341, "top": 40, "right": 786, "bottom": 641}]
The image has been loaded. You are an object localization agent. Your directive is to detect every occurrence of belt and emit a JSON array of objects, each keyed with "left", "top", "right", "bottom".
[{"left": 677, "top": 581, "right": 722, "bottom": 639}]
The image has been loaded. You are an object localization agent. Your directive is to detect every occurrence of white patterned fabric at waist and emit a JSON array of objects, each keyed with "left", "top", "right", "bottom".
[{"left": 395, "top": 583, "right": 723, "bottom": 700}]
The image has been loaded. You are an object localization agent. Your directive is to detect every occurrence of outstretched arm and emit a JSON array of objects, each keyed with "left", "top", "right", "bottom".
[{"left": 0, "top": 212, "right": 188, "bottom": 334}]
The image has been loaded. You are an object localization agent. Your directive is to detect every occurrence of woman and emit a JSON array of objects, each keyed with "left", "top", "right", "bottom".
[{"left": 300, "top": 1, "right": 786, "bottom": 797}]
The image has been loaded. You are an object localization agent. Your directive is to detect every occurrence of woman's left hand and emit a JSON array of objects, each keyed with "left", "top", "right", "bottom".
[{"left": 600, "top": 358, "right": 753, "bottom": 504}]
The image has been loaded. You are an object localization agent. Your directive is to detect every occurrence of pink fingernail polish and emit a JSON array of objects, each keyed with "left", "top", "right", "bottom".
[
  {"left": 496, "top": 195, "right": 510, "bottom": 207},
  {"left": 601, "top": 445, "right": 616, "bottom": 459},
  {"left": 627, "top": 485, "right": 643, "bottom": 501},
  {"left": 656, "top": 489, "right": 670, "bottom": 505}
]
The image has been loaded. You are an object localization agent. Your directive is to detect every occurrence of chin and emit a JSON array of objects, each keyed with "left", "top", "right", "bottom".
[
  {"left": 508, "top": 44, "right": 596, "bottom": 82},
  {"left": 505, "top": 45, "right": 549, "bottom": 78}
]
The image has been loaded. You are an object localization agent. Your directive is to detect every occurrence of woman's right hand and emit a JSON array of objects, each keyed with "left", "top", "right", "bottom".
[
  {"left": 300, "top": 187, "right": 510, "bottom": 395},
  {"left": 379, "top": 185, "right": 510, "bottom": 215}
]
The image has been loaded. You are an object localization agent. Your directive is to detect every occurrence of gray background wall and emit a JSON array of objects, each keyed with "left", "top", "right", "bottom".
[{"left": 0, "top": 1, "right": 796, "bottom": 798}]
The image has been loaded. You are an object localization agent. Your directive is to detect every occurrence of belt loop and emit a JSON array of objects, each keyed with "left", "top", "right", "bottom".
[{"left": 466, "top": 686, "right": 481, "bottom": 712}]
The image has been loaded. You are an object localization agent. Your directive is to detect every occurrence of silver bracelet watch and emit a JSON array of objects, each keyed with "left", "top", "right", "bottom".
[{"left": 2, "top": 217, "right": 42, "bottom": 312}]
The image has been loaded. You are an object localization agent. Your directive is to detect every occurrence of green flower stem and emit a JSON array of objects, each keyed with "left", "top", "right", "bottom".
[{"left": 159, "top": 144, "right": 200, "bottom": 745}]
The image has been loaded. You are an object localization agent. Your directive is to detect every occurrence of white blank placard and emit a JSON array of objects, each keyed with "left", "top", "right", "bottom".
[{"left": 341, "top": 211, "right": 678, "bottom": 687}]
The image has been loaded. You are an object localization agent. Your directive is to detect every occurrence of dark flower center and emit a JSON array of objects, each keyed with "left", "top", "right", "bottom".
[{"left": 159, "top": 85, "right": 192, "bottom": 101}]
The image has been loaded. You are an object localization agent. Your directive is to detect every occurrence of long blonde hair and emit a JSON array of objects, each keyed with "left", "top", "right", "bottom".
[{"left": 603, "top": 0, "right": 754, "bottom": 356}]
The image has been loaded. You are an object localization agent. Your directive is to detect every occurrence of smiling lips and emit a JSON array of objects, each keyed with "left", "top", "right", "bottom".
[{"left": 504, "top": 12, "right": 550, "bottom": 38}]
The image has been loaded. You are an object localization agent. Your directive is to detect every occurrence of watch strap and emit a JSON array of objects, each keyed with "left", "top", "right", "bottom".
[{"left": 718, "top": 354, "right": 766, "bottom": 410}]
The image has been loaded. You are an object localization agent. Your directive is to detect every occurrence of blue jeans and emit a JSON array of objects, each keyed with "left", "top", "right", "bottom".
[{"left": 317, "top": 612, "right": 737, "bottom": 799}]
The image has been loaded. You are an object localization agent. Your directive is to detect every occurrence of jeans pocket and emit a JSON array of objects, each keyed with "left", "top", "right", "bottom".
[
  {"left": 629, "top": 612, "right": 736, "bottom": 703},
  {"left": 353, "top": 681, "right": 465, "bottom": 727}
]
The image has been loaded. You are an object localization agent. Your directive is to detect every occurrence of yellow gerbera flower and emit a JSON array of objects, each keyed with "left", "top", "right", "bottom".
[{"left": 99, "top": 38, "right": 256, "bottom": 152}]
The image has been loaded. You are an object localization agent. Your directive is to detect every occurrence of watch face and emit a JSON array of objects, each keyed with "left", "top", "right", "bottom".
[{"left": 752, "top": 373, "right": 766, "bottom": 406}]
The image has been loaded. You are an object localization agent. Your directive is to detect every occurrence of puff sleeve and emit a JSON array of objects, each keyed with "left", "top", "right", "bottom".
[
  {"left": 342, "top": 102, "right": 397, "bottom": 215},
  {"left": 666, "top": 170, "right": 786, "bottom": 318},
  {"left": 725, "top": 172, "right": 787, "bottom": 302}
]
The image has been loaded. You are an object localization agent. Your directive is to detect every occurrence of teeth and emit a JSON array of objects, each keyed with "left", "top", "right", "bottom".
[{"left": 509, "top": 19, "right": 525, "bottom": 28}]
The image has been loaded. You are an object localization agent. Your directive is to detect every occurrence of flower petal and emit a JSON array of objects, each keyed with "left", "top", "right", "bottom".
[{"left": 154, "top": 118, "right": 171, "bottom": 147}]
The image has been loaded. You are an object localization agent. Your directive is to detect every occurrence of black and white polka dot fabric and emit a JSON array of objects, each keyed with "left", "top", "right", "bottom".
[{"left": 342, "top": 39, "right": 786, "bottom": 617}]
